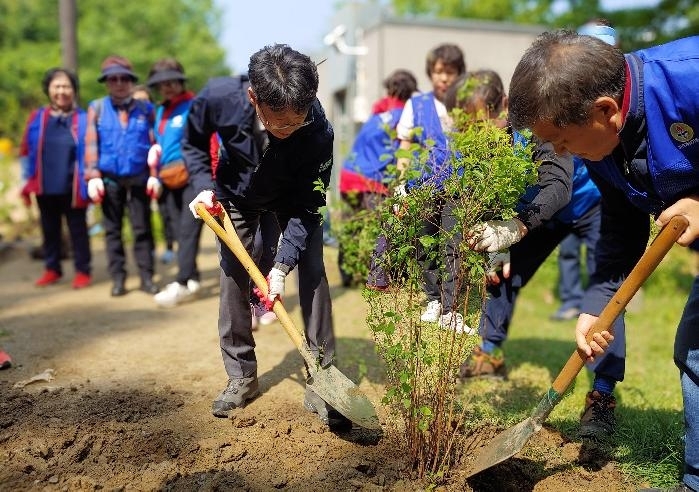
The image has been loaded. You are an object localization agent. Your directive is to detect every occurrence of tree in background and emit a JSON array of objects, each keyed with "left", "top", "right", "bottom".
[
  {"left": 390, "top": 0, "right": 696, "bottom": 51},
  {"left": 0, "top": 0, "right": 229, "bottom": 144}
]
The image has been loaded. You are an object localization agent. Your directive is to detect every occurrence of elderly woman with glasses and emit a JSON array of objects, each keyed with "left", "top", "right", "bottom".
[
  {"left": 184, "top": 44, "right": 350, "bottom": 430},
  {"left": 83, "top": 55, "right": 159, "bottom": 297}
]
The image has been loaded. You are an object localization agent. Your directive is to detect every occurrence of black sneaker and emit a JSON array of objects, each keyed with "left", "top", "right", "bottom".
[
  {"left": 579, "top": 390, "right": 616, "bottom": 439},
  {"left": 211, "top": 377, "right": 260, "bottom": 417},
  {"left": 303, "top": 387, "right": 353, "bottom": 431}
]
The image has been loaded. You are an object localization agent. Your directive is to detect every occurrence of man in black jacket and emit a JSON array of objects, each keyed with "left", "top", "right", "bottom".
[{"left": 185, "top": 44, "right": 348, "bottom": 429}]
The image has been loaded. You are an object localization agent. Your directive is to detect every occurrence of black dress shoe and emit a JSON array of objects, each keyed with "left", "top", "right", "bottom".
[
  {"left": 140, "top": 280, "right": 159, "bottom": 294},
  {"left": 111, "top": 281, "right": 126, "bottom": 297}
]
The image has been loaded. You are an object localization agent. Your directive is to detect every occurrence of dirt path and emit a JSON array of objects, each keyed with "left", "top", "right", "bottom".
[{"left": 0, "top": 231, "right": 636, "bottom": 491}]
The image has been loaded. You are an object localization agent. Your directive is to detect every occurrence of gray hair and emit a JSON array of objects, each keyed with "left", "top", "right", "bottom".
[{"left": 509, "top": 30, "right": 625, "bottom": 130}]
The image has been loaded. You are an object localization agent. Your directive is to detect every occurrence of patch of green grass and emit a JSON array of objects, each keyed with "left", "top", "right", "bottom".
[{"left": 460, "top": 245, "right": 693, "bottom": 487}]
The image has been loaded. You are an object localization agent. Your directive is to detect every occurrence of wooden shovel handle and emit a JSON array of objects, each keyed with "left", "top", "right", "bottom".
[
  {"left": 195, "top": 204, "right": 313, "bottom": 364},
  {"left": 551, "top": 215, "right": 689, "bottom": 395}
]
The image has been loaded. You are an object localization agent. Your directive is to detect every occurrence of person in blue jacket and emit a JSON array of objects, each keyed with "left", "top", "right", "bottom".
[
  {"left": 458, "top": 68, "right": 624, "bottom": 441},
  {"left": 184, "top": 44, "right": 350, "bottom": 430},
  {"left": 339, "top": 69, "right": 417, "bottom": 286},
  {"left": 509, "top": 30, "right": 699, "bottom": 492},
  {"left": 19, "top": 67, "right": 92, "bottom": 289}
]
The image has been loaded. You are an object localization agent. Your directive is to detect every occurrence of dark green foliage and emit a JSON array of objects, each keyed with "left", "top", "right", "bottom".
[{"left": 0, "top": 0, "right": 229, "bottom": 143}]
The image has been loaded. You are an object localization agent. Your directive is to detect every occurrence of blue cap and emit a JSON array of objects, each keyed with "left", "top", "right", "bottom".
[{"left": 577, "top": 24, "right": 619, "bottom": 46}]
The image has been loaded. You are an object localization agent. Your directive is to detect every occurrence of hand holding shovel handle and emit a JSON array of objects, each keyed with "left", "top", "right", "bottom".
[
  {"left": 465, "top": 214, "right": 689, "bottom": 477},
  {"left": 195, "top": 203, "right": 381, "bottom": 430}
]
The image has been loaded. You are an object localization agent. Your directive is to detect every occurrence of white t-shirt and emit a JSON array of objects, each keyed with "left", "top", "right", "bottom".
[{"left": 396, "top": 95, "right": 451, "bottom": 141}]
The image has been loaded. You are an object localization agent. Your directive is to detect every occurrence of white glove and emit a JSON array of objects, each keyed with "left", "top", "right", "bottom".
[
  {"left": 146, "top": 176, "right": 162, "bottom": 199},
  {"left": 147, "top": 144, "right": 162, "bottom": 169},
  {"left": 267, "top": 267, "right": 287, "bottom": 302},
  {"left": 488, "top": 250, "right": 511, "bottom": 275},
  {"left": 87, "top": 178, "right": 105, "bottom": 203},
  {"left": 469, "top": 219, "right": 525, "bottom": 252},
  {"left": 188, "top": 190, "right": 216, "bottom": 219}
]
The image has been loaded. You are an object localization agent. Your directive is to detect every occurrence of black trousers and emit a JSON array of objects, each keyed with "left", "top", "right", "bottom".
[
  {"left": 101, "top": 175, "right": 154, "bottom": 283},
  {"left": 174, "top": 184, "right": 203, "bottom": 284},
  {"left": 36, "top": 194, "right": 91, "bottom": 275},
  {"left": 217, "top": 201, "right": 335, "bottom": 378}
]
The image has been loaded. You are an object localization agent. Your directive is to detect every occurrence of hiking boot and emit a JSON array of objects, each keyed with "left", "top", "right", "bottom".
[
  {"left": 640, "top": 484, "right": 696, "bottom": 492},
  {"left": 212, "top": 377, "right": 260, "bottom": 417},
  {"left": 72, "top": 272, "right": 92, "bottom": 289},
  {"left": 155, "top": 281, "right": 195, "bottom": 308},
  {"left": 35, "top": 269, "right": 61, "bottom": 287},
  {"left": 579, "top": 390, "right": 616, "bottom": 439},
  {"left": 459, "top": 346, "right": 507, "bottom": 380},
  {"left": 303, "top": 387, "right": 353, "bottom": 431},
  {"left": 550, "top": 306, "right": 581, "bottom": 321},
  {"left": 439, "top": 312, "right": 474, "bottom": 335},
  {"left": 420, "top": 300, "right": 441, "bottom": 323}
]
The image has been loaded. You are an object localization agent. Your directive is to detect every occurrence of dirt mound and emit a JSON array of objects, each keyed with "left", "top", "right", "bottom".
[{"left": 0, "top": 238, "right": 638, "bottom": 491}]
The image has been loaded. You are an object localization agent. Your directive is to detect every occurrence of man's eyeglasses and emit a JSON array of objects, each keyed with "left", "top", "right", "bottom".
[
  {"left": 106, "top": 75, "right": 133, "bottom": 84},
  {"left": 255, "top": 103, "right": 313, "bottom": 131}
]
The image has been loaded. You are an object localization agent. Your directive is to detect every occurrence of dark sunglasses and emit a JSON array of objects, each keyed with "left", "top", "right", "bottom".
[{"left": 106, "top": 75, "right": 133, "bottom": 84}]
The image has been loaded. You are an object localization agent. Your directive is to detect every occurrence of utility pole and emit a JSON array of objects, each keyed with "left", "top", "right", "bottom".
[{"left": 59, "top": 0, "right": 78, "bottom": 71}]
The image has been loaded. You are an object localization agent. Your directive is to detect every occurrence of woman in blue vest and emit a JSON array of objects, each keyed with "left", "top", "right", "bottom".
[
  {"left": 19, "top": 67, "right": 91, "bottom": 289},
  {"left": 145, "top": 59, "right": 203, "bottom": 308},
  {"left": 84, "top": 55, "right": 159, "bottom": 297},
  {"left": 509, "top": 31, "right": 699, "bottom": 491},
  {"left": 393, "top": 43, "right": 467, "bottom": 332}
]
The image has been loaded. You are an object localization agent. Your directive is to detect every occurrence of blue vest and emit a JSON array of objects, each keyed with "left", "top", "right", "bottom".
[
  {"left": 155, "top": 98, "right": 192, "bottom": 166},
  {"left": 342, "top": 108, "right": 401, "bottom": 181},
  {"left": 94, "top": 97, "right": 152, "bottom": 177},
  {"left": 406, "top": 92, "right": 451, "bottom": 190},
  {"left": 586, "top": 36, "right": 699, "bottom": 215}
]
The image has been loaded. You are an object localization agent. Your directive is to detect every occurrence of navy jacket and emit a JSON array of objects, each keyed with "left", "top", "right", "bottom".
[
  {"left": 582, "top": 36, "right": 699, "bottom": 316},
  {"left": 183, "top": 75, "right": 334, "bottom": 272}
]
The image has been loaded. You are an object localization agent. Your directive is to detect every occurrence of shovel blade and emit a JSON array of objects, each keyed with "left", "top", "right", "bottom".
[
  {"left": 463, "top": 417, "right": 539, "bottom": 478},
  {"left": 306, "top": 363, "right": 381, "bottom": 430}
]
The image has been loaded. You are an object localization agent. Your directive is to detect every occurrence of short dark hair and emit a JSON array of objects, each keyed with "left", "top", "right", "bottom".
[
  {"left": 248, "top": 44, "right": 318, "bottom": 113},
  {"left": 444, "top": 69, "right": 505, "bottom": 115},
  {"left": 426, "top": 43, "right": 466, "bottom": 78},
  {"left": 383, "top": 69, "right": 418, "bottom": 102},
  {"left": 509, "top": 30, "right": 625, "bottom": 130},
  {"left": 42, "top": 67, "right": 79, "bottom": 96}
]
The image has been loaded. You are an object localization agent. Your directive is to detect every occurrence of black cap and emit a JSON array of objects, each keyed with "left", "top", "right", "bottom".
[{"left": 146, "top": 69, "right": 187, "bottom": 87}]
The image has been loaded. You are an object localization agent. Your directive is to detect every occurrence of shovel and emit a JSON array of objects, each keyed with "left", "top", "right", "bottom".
[
  {"left": 464, "top": 214, "right": 689, "bottom": 477},
  {"left": 196, "top": 203, "right": 381, "bottom": 430}
]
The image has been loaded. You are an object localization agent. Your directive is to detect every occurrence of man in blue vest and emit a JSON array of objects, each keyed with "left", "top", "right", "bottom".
[{"left": 509, "top": 31, "right": 699, "bottom": 492}]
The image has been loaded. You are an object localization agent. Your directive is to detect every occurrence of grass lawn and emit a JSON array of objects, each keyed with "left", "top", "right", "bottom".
[{"left": 460, "top": 243, "right": 696, "bottom": 488}]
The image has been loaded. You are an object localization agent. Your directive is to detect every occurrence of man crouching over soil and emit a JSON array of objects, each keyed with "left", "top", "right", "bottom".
[{"left": 184, "top": 44, "right": 351, "bottom": 430}]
